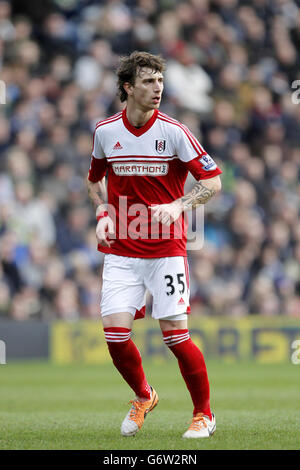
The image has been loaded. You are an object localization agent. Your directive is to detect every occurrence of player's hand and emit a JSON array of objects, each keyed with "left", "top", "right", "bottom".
[
  {"left": 149, "top": 199, "right": 184, "bottom": 226},
  {"left": 96, "top": 216, "right": 115, "bottom": 247}
]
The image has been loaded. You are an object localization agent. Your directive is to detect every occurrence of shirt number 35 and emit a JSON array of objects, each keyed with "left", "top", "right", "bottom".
[{"left": 164, "top": 273, "right": 185, "bottom": 296}]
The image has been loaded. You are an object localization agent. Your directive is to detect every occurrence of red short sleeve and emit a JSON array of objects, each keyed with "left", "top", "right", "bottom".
[
  {"left": 88, "top": 156, "right": 108, "bottom": 182},
  {"left": 184, "top": 155, "right": 222, "bottom": 180}
]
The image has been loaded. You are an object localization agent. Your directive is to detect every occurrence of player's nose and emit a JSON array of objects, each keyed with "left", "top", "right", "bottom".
[{"left": 154, "top": 80, "right": 163, "bottom": 92}]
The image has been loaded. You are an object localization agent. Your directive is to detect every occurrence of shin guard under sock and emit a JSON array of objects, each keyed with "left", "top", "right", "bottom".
[
  {"left": 104, "top": 327, "right": 151, "bottom": 400},
  {"left": 163, "top": 329, "right": 211, "bottom": 418}
]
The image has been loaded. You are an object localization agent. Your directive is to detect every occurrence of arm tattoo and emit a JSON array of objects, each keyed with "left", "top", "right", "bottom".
[{"left": 181, "top": 180, "right": 216, "bottom": 210}]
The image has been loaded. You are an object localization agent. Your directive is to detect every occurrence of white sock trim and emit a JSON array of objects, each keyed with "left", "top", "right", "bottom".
[
  {"left": 163, "top": 331, "right": 190, "bottom": 347},
  {"left": 104, "top": 331, "right": 131, "bottom": 342}
]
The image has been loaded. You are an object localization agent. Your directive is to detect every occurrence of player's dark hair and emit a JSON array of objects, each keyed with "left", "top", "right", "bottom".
[{"left": 117, "top": 51, "right": 166, "bottom": 102}]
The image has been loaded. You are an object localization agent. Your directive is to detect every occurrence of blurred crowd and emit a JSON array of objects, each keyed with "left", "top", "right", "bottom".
[{"left": 0, "top": 0, "right": 299, "bottom": 321}]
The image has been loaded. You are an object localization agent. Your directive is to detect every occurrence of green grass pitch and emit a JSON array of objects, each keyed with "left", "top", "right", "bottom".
[{"left": 0, "top": 359, "right": 299, "bottom": 450}]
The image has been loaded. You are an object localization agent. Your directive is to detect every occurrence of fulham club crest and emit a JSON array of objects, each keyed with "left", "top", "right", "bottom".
[{"left": 155, "top": 139, "right": 166, "bottom": 154}]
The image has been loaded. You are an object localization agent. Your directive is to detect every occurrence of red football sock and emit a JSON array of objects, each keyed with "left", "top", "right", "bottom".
[
  {"left": 163, "top": 329, "right": 211, "bottom": 418},
  {"left": 104, "top": 327, "right": 151, "bottom": 400}
]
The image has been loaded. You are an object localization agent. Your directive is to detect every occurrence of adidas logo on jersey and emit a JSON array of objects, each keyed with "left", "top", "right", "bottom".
[
  {"left": 113, "top": 141, "right": 123, "bottom": 150},
  {"left": 178, "top": 297, "right": 185, "bottom": 306}
]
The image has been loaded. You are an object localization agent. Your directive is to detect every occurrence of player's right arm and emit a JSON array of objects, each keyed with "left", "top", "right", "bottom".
[
  {"left": 86, "top": 176, "right": 115, "bottom": 248},
  {"left": 86, "top": 177, "right": 107, "bottom": 214},
  {"left": 87, "top": 126, "right": 115, "bottom": 247}
]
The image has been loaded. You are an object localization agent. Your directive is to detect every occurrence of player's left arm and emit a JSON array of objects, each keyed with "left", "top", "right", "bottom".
[
  {"left": 181, "top": 175, "right": 222, "bottom": 209},
  {"left": 150, "top": 175, "right": 221, "bottom": 226},
  {"left": 150, "top": 122, "right": 222, "bottom": 226}
]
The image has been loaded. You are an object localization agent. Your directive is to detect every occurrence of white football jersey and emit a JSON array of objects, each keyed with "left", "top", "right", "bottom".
[{"left": 88, "top": 108, "right": 222, "bottom": 258}]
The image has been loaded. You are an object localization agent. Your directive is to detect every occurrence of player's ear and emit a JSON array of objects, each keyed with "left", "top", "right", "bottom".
[{"left": 123, "top": 82, "right": 133, "bottom": 97}]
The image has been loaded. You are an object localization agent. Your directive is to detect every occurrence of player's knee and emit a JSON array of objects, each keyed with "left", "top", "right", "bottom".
[
  {"left": 159, "top": 317, "right": 188, "bottom": 332},
  {"left": 101, "top": 311, "right": 134, "bottom": 329}
]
